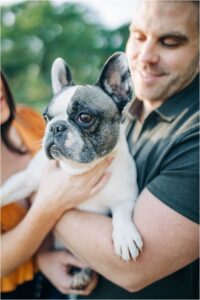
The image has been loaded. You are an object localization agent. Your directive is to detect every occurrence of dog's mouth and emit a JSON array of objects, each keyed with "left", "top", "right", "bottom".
[{"left": 46, "top": 144, "right": 63, "bottom": 159}]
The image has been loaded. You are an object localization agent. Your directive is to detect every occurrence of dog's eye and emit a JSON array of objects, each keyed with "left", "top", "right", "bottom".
[{"left": 77, "top": 113, "right": 94, "bottom": 126}]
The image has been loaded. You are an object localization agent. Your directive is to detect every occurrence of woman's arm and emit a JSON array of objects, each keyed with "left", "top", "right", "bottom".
[
  {"left": 1, "top": 202, "right": 60, "bottom": 276},
  {"left": 55, "top": 188, "right": 199, "bottom": 291}
]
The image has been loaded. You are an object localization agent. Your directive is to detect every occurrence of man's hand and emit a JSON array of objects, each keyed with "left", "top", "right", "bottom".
[{"left": 36, "top": 249, "right": 98, "bottom": 295}]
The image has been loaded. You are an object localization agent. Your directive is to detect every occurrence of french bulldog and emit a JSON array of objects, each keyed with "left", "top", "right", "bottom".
[{"left": 1, "top": 52, "right": 143, "bottom": 290}]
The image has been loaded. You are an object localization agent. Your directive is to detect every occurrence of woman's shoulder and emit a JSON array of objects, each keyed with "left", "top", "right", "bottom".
[
  {"left": 15, "top": 104, "right": 45, "bottom": 130},
  {"left": 14, "top": 105, "right": 45, "bottom": 154},
  {"left": 16, "top": 104, "right": 44, "bottom": 125}
]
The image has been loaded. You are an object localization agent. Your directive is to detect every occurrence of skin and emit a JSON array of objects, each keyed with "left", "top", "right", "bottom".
[
  {"left": 36, "top": 235, "right": 99, "bottom": 295},
  {"left": 0, "top": 78, "right": 10, "bottom": 124},
  {"left": 0, "top": 76, "right": 111, "bottom": 295},
  {"left": 126, "top": 0, "right": 199, "bottom": 114},
  {"left": 53, "top": 0, "right": 199, "bottom": 292}
]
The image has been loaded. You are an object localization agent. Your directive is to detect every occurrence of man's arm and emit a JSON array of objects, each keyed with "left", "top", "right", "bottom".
[{"left": 55, "top": 188, "right": 199, "bottom": 292}]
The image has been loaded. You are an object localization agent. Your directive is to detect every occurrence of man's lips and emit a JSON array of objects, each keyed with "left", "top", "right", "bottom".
[
  {"left": 134, "top": 68, "right": 167, "bottom": 83},
  {"left": 139, "top": 71, "right": 165, "bottom": 82}
]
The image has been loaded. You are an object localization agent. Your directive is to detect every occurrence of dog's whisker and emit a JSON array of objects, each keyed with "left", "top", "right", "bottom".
[
  {"left": 36, "top": 104, "right": 48, "bottom": 111},
  {"left": 31, "top": 139, "right": 43, "bottom": 146},
  {"left": 1, "top": 53, "right": 142, "bottom": 283}
]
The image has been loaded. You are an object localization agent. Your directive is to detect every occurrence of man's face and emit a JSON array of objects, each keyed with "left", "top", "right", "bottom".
[{"left": 126, "top": 0, "right": 199, "bottom": 104}]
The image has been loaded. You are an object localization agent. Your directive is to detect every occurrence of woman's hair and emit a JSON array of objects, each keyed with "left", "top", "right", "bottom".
[{"left": 1, "top": 71, "right": 26, "bottom": 154}]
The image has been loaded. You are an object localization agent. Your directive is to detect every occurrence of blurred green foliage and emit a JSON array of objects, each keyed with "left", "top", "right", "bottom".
[{"left": 1, "top": 0, "right": 129, "bottom": 111}]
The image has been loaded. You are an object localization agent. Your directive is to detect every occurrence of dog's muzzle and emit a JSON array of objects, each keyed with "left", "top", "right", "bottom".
[
  {"left": 45, "top": 121, "right": 68, "bottom": 159},
  {"left": 45, "top": 142, "right": 59, "bottom": 159},
  {"left": 49, "top": 121, "right": 67, "bottom": 136}
]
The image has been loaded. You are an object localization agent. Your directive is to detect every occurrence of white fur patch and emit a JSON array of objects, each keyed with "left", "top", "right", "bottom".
[
  {"left": 51, "top": 57, "right": 69, "bottom": 94},
  {"left": 49, "top": 86, "right": 78, "bottom": 118},
  {"left": 117, "top": 54, "right": 128, "bottom": 69},
  {"left": 64, "top": 131, "right": 74, "bottom": 148}
]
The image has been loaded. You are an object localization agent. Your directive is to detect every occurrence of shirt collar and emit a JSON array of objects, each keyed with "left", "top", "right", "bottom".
[{"left": 128, "top": 74, "right": 199, "bottom": 122}]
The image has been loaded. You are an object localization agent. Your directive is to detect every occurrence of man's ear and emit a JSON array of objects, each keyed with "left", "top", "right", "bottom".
[
  {"left": 51, "top": 57, "right": 74, "bottom": 95},
  {"left": 97, "top": 52, "right": 133, "bottom": 112}
]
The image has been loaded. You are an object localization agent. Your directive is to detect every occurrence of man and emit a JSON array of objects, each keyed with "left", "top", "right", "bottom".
[{"left": 55, "top": 1, "right": 199, "bottom": 298}]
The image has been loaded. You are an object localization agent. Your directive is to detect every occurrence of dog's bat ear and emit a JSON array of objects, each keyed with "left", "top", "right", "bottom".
[
  {"left": 97, "top": 52, "right": 133, "bottom": 112},
  {"left": 51, "top": 57, "right": 74, "bottom": 95}
]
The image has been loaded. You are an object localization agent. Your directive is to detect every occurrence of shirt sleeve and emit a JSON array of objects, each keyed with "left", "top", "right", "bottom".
[{"left": 147, "top": 128, "right": 199, "bottom": 224}]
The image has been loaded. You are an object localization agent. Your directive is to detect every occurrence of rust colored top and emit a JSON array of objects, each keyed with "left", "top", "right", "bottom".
[{"left": 1, "top": 105, "right": 45, "bottom": 292}]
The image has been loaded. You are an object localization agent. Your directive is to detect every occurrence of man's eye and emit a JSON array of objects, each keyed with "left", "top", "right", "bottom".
[
  {"left": 77, "top": 113, "right": 94, "bottom": 126},
  {"left": 161, "top": 38, "right": 180, "bottom": 47}
]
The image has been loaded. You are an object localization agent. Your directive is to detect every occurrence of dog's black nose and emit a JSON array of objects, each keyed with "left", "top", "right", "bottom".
[{"left": 49, "top": 121, "right": 67, "bottom": 135}]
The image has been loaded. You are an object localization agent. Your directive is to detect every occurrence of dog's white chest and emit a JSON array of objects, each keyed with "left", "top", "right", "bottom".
[{"left": 78, "top": 138, "right": 138, "bottom": 215}]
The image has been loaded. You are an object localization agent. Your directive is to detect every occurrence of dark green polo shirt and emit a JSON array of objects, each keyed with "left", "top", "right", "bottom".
[
  {"left": 79, "top": 75, "right": 199, "bottom": 299},
  {"left": 128, "top": 75, "right": 199, "bottom": 224}
]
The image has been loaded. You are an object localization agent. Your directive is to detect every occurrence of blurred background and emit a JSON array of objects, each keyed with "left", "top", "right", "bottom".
[{"left": 1, "top": 0, "right": 135, "bottom": 111}]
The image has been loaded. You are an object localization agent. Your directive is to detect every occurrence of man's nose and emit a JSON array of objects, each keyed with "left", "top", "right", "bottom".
[
  {"left": 139, "top": 40, "right": 160, "bottom": 64},
  {"left": 49, "top": 121, "right": 67, "bottom": 135}
]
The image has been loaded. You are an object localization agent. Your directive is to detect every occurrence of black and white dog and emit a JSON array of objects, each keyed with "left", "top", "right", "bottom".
[{"left": 1, "top": 52, "right": 143, "bottom": 289}]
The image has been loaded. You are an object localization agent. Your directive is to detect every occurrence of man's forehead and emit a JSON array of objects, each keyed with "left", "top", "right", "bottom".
[{"left": 131, "top": 0, "right": 198, "bottom": 35}]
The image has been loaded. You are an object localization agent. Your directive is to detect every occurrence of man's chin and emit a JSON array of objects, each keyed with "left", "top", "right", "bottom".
[
  {"left": 134, "top": 74, "right": 165, "bottom": 96},
  {"left": 135, "top": 88, "right": 162, "bottom": 101}
]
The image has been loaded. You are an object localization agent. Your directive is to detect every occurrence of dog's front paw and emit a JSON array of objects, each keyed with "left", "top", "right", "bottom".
[
  {"left": 70, "top": 267, "right": 93, "bottom": 290},
  {"left": 112, "top": 223, "right": 143, "bottom": 261}
]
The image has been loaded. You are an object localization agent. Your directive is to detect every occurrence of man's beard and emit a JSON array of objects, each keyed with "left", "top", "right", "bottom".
[
  {"left": 166, "top": 53, "right": 199, "bottom": 100},
  {"left": 133, "top": 53, "right": 199, "bottom": 102}
]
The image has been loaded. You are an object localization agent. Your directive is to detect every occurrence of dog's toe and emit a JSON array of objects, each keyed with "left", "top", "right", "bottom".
[
  {"left": 112, "top": 223, "right": 143, "bottom": 261},
  {"left": 70, "top": 268, "right": 93, "bottom": 290}
]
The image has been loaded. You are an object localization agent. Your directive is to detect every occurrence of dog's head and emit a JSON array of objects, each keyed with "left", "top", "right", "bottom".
[{"left": 43, "top": 52, "right": 132, "bottom": 164}]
